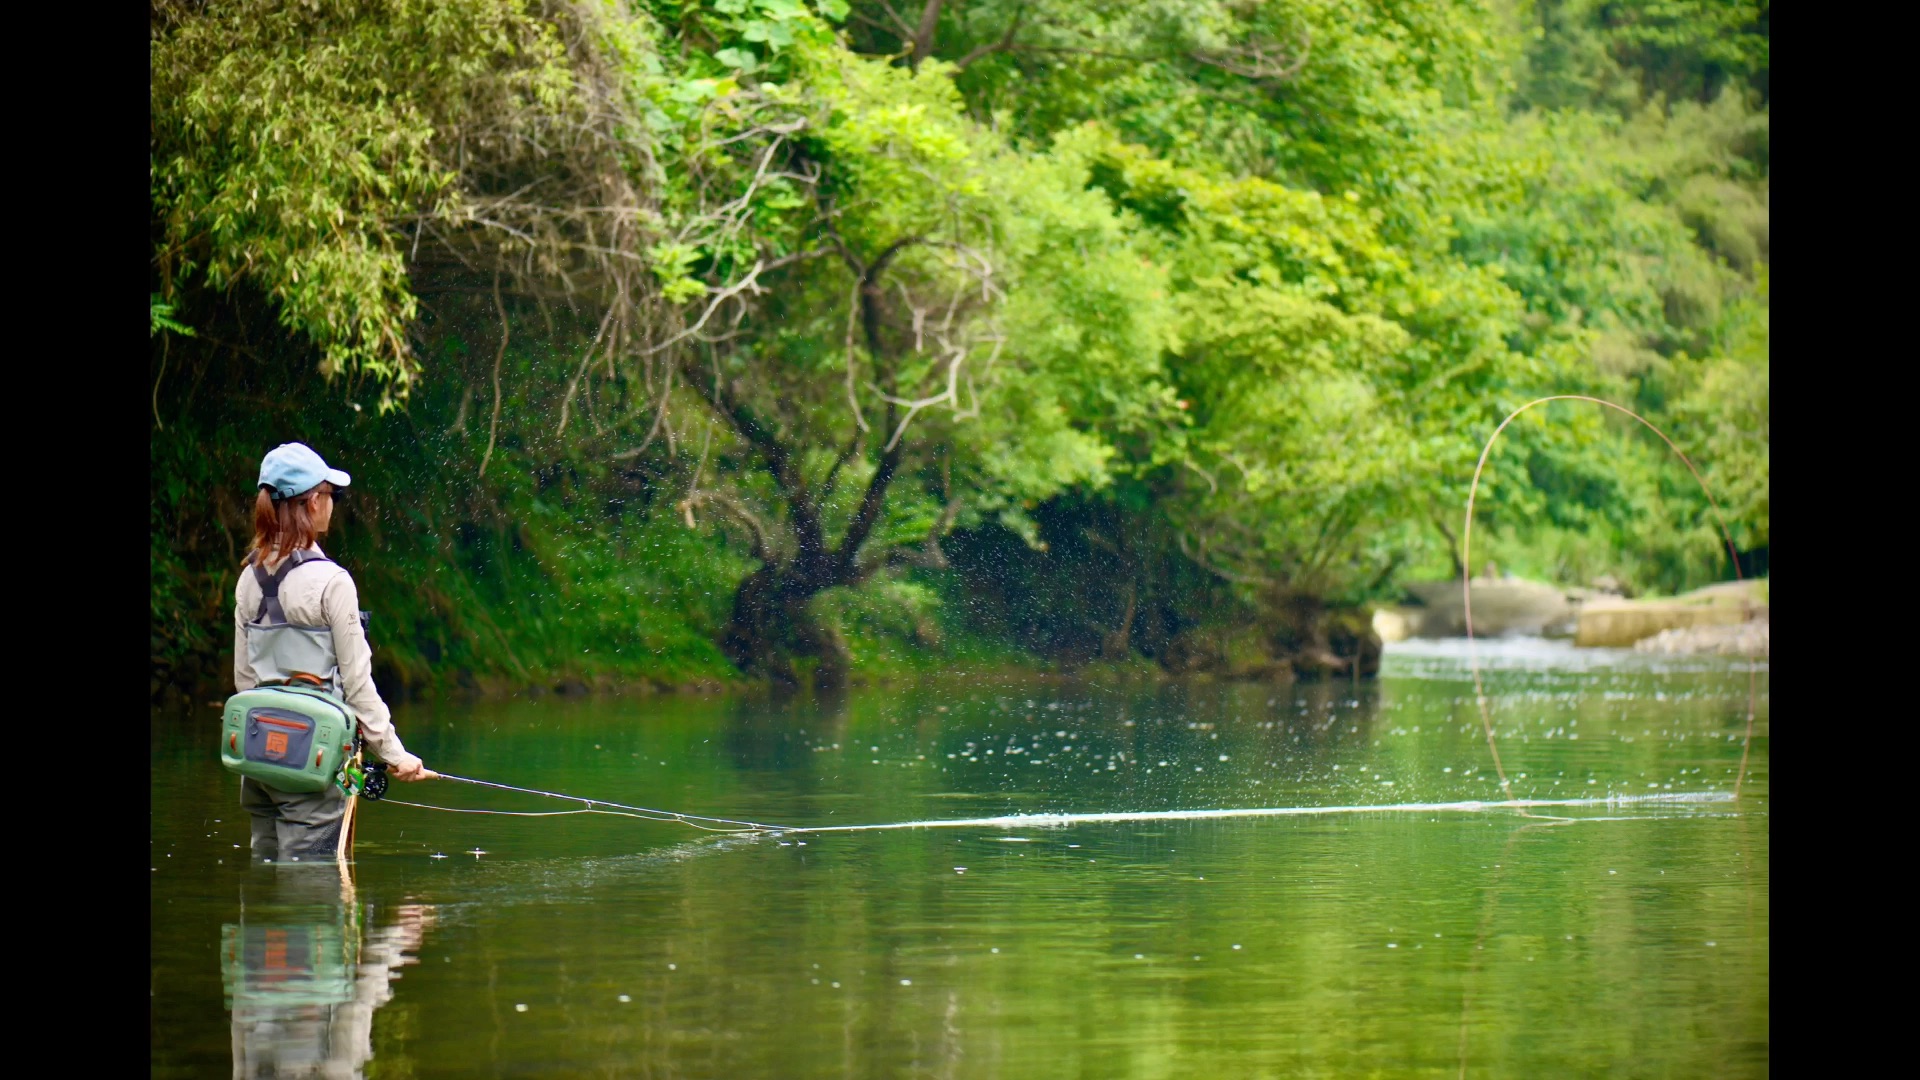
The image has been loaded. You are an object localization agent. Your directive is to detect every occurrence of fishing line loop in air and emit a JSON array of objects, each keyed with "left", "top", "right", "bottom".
[{"left": 1459, "top": 395, "right": 1763, "bottom": 802}]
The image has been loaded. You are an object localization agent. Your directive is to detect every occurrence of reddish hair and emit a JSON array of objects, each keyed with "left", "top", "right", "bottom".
[{"left": 249, "top": 487, "right": 320, "bottom": 568}]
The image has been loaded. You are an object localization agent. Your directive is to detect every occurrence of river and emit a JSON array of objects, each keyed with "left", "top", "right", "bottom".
[{"left": 150, "top": 636, "right": 1768, "bottom": 1077}]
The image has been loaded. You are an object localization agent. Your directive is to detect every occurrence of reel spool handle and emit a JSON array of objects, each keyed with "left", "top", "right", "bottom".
[{"left": 358, "top": 761, "right": 389, "bottom": 801}]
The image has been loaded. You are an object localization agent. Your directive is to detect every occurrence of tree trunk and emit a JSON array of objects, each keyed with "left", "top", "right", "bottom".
[
  {"left": 697, "top": 237, "right": 913, "bottom": 690},
  {"left": 720, "top": 565, "right": 790, "bottom": 682},
  {"left": 1099, "top": 582, "right": 1137, "bottom": 659},
  {"left": 720, "top": 561, "right": 856, "bottom": 690},
  {"left": 708, "top": 391, "right": 899, "bottom": 689}
]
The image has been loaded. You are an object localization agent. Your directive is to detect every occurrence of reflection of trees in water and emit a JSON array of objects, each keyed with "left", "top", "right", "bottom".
[
  {"left": 1110, "top": 680, "right": 1381, "bottom": 780},
  {"left": 721, "top": 689, "right": 849, "bottom": 775},
  {"left": 717, "top": 678, "right": 1386, "bottom": 794},
  {"left": 1454, "top": 823, "right": 1541, "bottom": 1079},
  {"left": 224, "top": 870, "right": 434, "bottom": 1078}
]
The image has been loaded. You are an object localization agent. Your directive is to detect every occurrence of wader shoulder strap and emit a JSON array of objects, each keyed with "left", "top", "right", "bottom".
[{"left": 250, "top": 549, "right": 335, "bottom": 623}]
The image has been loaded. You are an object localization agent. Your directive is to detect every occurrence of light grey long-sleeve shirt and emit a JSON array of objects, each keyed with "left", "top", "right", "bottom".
[{"left": 233, "top": 546, "right": 420, "bottom": 771}]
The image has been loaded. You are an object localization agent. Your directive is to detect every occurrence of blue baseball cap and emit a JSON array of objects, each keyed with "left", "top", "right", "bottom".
[{"left": 258, "top": 442, "right": 352, "bottom": 501}]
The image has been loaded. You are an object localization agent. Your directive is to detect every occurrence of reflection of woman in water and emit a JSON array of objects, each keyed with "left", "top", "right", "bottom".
[
  {"left": 235, "top": 443, "right": 431, "bottom": 862},
  {"left": 224, "top": 872, "right": 435, "bottom": 1079}
]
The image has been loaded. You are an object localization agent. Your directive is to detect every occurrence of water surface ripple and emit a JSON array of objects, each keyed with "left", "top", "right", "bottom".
[{"left": 151, "top": 637, "right": 1769, "bottom": 1078}]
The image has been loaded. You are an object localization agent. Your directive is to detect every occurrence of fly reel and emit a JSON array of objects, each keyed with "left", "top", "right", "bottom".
[
  {"left": 342, "top": 760, "right": 389, "bottom": 800},
  {"left": 361, "top": 762, "right": 389, "bottom": 801}
]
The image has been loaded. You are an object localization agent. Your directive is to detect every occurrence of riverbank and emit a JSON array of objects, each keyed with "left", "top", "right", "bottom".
[
  {"left": 1633, "top": 617, "right": 1770, "bottom": 657},
  {"left": 1576, "top": 580, "right": 1768, "bottom": 648},
  {"left": 157, "top": 621, "right": 1382, "bottom": 711},
  {"left": 1375, "top": 576, "right": 1770, "bottom": 653}
]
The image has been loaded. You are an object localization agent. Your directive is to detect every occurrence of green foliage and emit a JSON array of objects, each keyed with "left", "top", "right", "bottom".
[
  {"left": 1441, "top": 91, "right": 1768, "bottom": 591},
  {"left": 150, "top": 295, "right": 195, "bottom": 338},
  {"left": 1519, "top": 0, "right": 1770, "bottom": 112},
  {"left": 150, "top": 0, "right": 1769, "bottom": 695},
  {"left": 151, "top": 0, "right": 587, "bottom": 405},
  {"left": 645, "top": 43, "right": 1179, "bottom": 576},
  {"left": 894, "top": 0, "right": 1766, "bottom": 603},
  {"left": 148, "top": 334, "right": 751, "bottom": 700}
]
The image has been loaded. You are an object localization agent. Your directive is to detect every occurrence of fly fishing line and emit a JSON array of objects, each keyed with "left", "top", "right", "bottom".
[
  {"left": 377, "top": 781, "right": 1734, "bottom": 837},
  {"left": 381, "top": 773, "right": 792, "bottom": 834},
  {"left": 772, "top": 791, "right": 1733, "bottom": 834},
  {"left": 1459, "top": 396, "right": 1763, "bottom": 803}
]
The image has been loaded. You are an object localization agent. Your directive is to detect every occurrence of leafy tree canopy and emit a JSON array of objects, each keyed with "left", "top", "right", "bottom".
[{"left": 151, "top": 0, "right": 1768, "bottom": 692}]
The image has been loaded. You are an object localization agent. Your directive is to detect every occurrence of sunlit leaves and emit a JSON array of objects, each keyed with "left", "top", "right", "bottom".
[
  {"left": 150, "top": 295, "right": 196, "bottom": 339},
  {"left": 152, "top": 0, "right": 584, "bottom": 406}
]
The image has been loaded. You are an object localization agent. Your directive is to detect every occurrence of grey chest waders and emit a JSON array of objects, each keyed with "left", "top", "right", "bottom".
[{"left": 220, "top": 550, "right": 366, "bottom": 794}]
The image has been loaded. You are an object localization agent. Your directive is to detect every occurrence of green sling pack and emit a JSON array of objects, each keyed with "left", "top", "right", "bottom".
[
  {"left": 221, "top": 683, "right": 358, "bottom": 793},
  {"left": 220, "top": 550, "right": 361, "bottom": 793}
]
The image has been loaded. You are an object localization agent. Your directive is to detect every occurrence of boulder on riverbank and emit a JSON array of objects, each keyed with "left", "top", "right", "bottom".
[
  {"left": 1633, "top": 618, "right": 1769, "bottom": 657},
  {"left": 1576, "top": 580, "right": 1768, "bottom": 647},
  {"left": 1374, "top": 576, "right": 1771, "bottom": 650},
  {"left": 1376, "top": 576, "right": 1580, "bottom": 640}
]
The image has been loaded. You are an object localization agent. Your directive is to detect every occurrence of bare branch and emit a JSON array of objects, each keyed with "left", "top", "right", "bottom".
[
  {"left": 1188, "top": 30, "right": 1312, "bottom": 83},
  {"left": 679, "top": 489, "right": 774, "bottom": 563},
  {"left": 954, "top": 7, "right": 1027, "bottom": 71},
  {"left": 558, "top": 299, "right": 618, "bottom": 436},
  {"left": 1176, "top": 530, "right": 1273, "bottom": 586},
  {"left": 614, "top": 351, "right": 676, "bottom": 459},
  {"left": 640, "top": 260, "right": 769, "bottom": 357},
  {"left": 834, "top": 439, "right": 903, "bottom": 581},
  {"left": 479, "top": 269, "right": 508, "bottom": 478},
  {"left": 762, "top": 244, "right": 836, "bottom": 273},
  {"left": 679, "top": 347, "right": 826, "bottom": 555},
  {"left": 821, "top": 427, "right": 866, "bottom": 500},
  {"left": 875, "top": 0, "right": 918, "bottom": 38},
  {"left": 1183, "top": 458, "right": 1220, "bottom": 495},
  {"left": 874, "top": 342, "right": 969, "bottom": 451},
  {"left": 843, "top": 277, "right": 870, "bottom": 433}
]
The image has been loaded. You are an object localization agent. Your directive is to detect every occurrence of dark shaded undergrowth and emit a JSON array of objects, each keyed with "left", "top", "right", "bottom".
[{"left": 152, "top": 302, "right": 1371, "bottom": 707}]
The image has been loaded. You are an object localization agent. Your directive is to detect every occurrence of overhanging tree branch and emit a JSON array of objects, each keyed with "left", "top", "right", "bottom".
[{"left": 954, "top": 7, "right": 1029, "bottom": 71}]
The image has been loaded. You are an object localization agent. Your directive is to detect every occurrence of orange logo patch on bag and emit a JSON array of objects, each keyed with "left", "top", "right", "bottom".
[{"left": 265, "top": 731, "right": 289, "bottom": 758}]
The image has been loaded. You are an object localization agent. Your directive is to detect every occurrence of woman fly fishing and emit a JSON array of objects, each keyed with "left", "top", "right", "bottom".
[{"left": 227, "top": 442, "right": 432, "bottom": 862}]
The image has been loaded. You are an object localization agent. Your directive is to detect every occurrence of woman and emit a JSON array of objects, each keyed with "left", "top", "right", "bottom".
[{"left": 234, "top": 442, "right": 430, "bottom": 862}]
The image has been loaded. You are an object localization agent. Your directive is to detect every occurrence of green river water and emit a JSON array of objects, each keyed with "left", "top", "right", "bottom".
[{"left": 150, "top": 638, "right": 1768, "bottom": 1078}]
